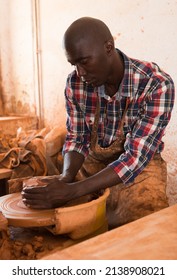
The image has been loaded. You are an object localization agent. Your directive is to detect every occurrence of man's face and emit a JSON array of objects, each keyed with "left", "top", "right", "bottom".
[{"left": 65, "top": 38, "right": 112, "bottom": 87}]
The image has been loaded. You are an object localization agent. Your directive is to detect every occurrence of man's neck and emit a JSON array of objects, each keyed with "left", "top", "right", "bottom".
[{"left": 104, "top": 51, "right": 124, "bottom": 97}]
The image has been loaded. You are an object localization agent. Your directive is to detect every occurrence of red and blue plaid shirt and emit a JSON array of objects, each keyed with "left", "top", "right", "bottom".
[{"left": 63, "top": 49, "right": 175, "bottom": 184}]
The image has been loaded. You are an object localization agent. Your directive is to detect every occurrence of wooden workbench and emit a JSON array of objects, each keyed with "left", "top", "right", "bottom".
[{"left": 42, "top": 204, "right": 177, "bottom": 260}]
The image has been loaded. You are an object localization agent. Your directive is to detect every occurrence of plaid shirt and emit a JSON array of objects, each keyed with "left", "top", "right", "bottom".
[{"left": 63, "top": 49, "right": 175, "bottom": 184}]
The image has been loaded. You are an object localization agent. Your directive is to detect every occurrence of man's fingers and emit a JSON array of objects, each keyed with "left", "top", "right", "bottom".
[
  {"left": 21, "top": 191, "right": 46, "bottom": 200},
  {"left": 22, "top": 185, "right": 47, "bottom": 193},
  {"left": 22, "top": 198, "right": 50, "bottom": 209}
]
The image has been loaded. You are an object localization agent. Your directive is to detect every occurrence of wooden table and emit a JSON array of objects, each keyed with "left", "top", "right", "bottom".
[{"left": 42, "top": 204, "right": 177, "bottom": 260}]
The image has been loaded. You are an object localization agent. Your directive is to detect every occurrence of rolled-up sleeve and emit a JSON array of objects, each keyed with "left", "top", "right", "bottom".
[
  {"left": 109, "top": 77, "right": 175, "bottom": 184},
  {"left": 62, "top": 73, "right": 91, "bottom": 157}
]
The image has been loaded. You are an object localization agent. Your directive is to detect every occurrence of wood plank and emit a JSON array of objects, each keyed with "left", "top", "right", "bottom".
[
  {"left": 0, "top": 169, "right": 12, "bottom": 180},
  {"left": 42, "top": 204, "right": 177, "bottom": 260}
]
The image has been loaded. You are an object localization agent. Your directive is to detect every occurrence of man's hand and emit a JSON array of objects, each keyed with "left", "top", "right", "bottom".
[
  {"left": 21, "top": 166, "right": 121, "bottom": 210},
  {"left": 21, "top": 177, "right": 77, "bottom": 209}
]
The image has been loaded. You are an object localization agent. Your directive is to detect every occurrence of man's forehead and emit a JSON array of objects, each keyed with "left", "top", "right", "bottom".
[
  {"left": 66, "top": 45, "right": 92, "bottom": 64},
  {"left": 66, "top": 37, "right": 93, "bottom": 54}
]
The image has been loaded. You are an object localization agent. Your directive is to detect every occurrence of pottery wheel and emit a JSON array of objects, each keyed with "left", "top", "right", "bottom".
[{"left": 0, "top": 193, "right": 55, "bottom": 228}]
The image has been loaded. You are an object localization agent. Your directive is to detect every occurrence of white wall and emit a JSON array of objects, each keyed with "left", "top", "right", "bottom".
[
  {"left": 39, "top": 0, "right": 177, "bottom": 124},
  {"left": 0, "top": 0, "right": 177, "bottom": 146},
  {"left": 0, "top": 0, "right": 37, "bottom": 116}
]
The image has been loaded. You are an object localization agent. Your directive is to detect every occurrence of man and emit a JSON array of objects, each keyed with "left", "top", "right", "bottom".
[{"left": 22, "top": 17, "right": 175, "bottom": 229}]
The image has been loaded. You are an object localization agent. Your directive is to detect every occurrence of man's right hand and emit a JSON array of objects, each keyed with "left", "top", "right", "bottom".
[{"left": 21, "top": 177, "right": 78, "bottom": 209}]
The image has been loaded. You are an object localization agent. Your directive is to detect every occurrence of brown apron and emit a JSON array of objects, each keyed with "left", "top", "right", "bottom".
[{"left": 77, "top": 97, "right": 169, "bottom": 229}]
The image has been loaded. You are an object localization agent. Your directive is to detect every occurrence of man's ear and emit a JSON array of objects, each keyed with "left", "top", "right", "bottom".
[{"left": 104, "top": 39, "right": 114, "bottom": 55}]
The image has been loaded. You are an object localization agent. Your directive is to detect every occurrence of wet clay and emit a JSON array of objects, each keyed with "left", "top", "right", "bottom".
[{"left": 0, "top": 193, "right": 56, "bottom": 228}]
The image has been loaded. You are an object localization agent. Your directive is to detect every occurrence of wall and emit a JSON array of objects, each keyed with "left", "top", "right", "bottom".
[
  {"left": 0, "top": 0, "right": 37, "bottom": 117},
  {"left": 38, "top": 0, "right": 177, "bottom": 134},
  {"left": 1, "top": 0, "right": 176, "bottom": 127},
  {"left": 0, "top": 1, "right": 177, "bottom": 168}
]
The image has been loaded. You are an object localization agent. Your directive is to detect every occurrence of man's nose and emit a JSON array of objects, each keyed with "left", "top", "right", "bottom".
[{"left": 76, "top": 64, "right": 86, "bottom": 77}]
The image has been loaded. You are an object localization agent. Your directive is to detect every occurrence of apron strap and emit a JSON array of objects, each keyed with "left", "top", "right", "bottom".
[{"left": 90, "top": 96, "right": 131, "bottom": 151}]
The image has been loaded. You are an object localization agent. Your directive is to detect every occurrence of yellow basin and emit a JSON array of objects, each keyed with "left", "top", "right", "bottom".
[{"left": 49, "top": 188, "right": 110, "bottom": 239}]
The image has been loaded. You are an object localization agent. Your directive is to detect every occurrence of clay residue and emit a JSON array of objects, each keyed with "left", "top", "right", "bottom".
[
  {"left": 0, "top": 232, "right": 44, "bottom": 260},
  {"left": 162, "top": 146, "right": 177, "bottom": 206},
  {"left": 0, "top": 213, "right": 48, "bottom": 260},
  {"left": 0, "top": 226, "right": 75, "bottom": 260}
]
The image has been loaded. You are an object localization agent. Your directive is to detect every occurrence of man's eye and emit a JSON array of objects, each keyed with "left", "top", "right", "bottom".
[{"left": 80, "top": 58, "right": 88, "bottom": 65}]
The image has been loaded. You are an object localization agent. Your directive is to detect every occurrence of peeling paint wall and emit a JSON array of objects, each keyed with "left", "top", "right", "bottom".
[
  {"left": 0, "top": 0, "right": 177, "bottom": 136},
  {"left": 36, "top": 0, "right": 177, "bottom": 152},
  {"left": 0, "top": 0, "right": 36, "bottom": 116}
]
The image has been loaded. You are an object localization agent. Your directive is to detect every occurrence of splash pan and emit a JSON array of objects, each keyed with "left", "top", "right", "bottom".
[{"left": 0, "top": 189, "right": 110, "bottom": 239}]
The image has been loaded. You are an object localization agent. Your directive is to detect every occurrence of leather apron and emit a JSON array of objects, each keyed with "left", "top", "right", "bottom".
[{"left": 77, "top": 97, "right": 169, "bottom": 229}]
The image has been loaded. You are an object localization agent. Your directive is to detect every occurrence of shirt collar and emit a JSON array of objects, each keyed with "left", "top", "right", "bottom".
[{"left": 118, "top": 49, "right": 135, "bottom": 100}]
